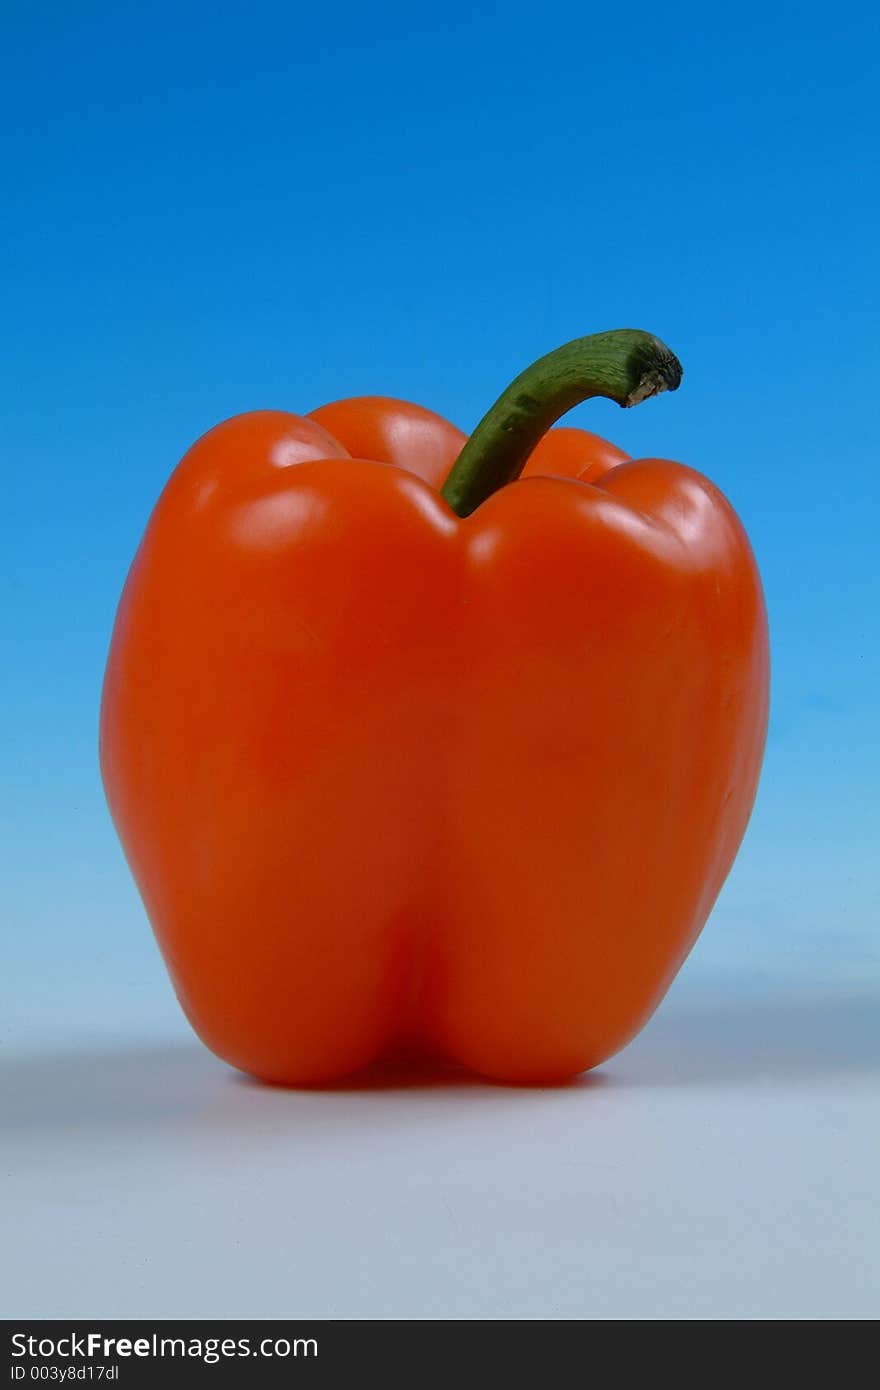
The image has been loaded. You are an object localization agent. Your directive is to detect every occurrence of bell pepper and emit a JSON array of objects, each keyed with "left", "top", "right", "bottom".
[{"left": 100, "top": 330, "right": 768, "bottom": 1084}]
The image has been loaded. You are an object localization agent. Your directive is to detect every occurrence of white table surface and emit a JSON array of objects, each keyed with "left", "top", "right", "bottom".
[{"left": 3, "top": 965, "right": 878, "bottom": 1320}]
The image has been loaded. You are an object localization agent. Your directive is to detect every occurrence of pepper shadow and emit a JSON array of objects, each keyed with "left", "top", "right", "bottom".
[{"left": 2, "top": 988, "right": 877, "bottom": 1139}]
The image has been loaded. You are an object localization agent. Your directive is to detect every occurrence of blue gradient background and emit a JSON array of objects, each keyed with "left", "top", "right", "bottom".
[{"left": 2, "top": 1, "right": 878, "bottom": 1051}]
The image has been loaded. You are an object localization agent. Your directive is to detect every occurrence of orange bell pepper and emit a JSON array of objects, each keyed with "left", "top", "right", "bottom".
[{"left": 100, "top": 331, "right": 768, "bottom": 1084}]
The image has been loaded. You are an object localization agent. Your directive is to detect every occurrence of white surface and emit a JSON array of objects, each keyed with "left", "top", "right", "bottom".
[{"left": 3, "top": 982, "right": 878, "bottom": 1320}]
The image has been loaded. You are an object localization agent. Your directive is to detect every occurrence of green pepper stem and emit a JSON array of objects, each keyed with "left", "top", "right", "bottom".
[{"left": 440, "top": 329, "right": 683, "bottom": 517}]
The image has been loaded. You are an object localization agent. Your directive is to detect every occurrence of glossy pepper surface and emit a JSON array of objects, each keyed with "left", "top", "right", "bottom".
[{"left": 100, "top": 331, "right": 768, "bottom": 1084}]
